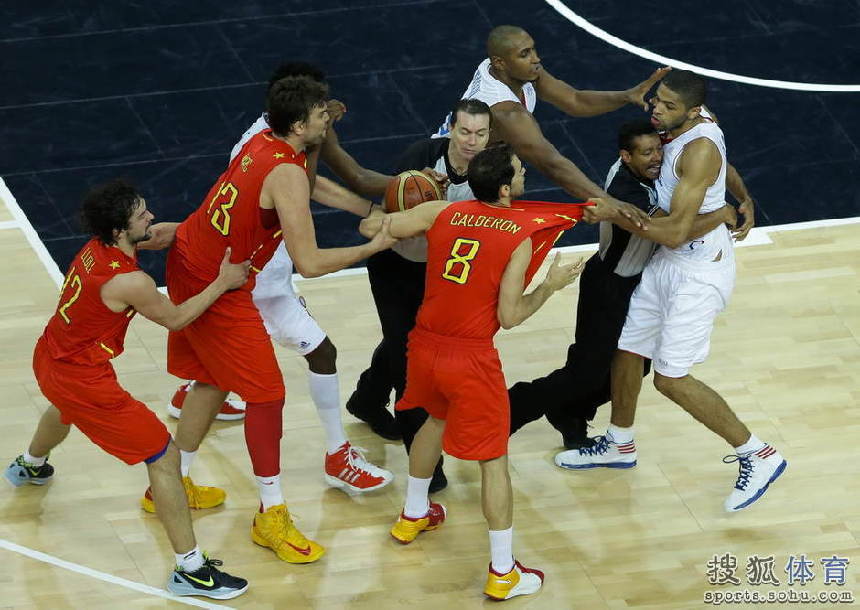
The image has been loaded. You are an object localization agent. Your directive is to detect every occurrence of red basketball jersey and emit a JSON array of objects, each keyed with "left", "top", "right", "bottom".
[
  {"left": 415, "top": 200, "right": 586, "bottom": 340},
  {"left": 173, "top": 129, "right": 308, "bottom": 290},
  {"left": 41, "top": 238, "right": 140, "bottom": 365}
]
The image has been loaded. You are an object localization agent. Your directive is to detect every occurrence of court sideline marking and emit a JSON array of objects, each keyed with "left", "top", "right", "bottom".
[
  {"left": 0, "top": 539, "right": 235, "bottom": 609},
  {"left": 544, "top": 0, "right": 860, "bottom": 92}
]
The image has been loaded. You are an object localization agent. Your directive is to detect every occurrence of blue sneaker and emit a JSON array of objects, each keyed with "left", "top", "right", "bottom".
[
  {"left": 554, "top": 435, "right": 637, "bottom": 470},
  {"left": 724, "top": 444, "right": 787, "bottom": 512},
  {"left": 167, "top": 556, "right": 248, "bottom": 600},
  {"left": 4, "top": 455, "right": 54, "bottom": 487}
]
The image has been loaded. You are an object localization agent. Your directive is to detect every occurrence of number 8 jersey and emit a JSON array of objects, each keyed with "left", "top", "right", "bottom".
[
  {"left": 173, "top": 129, "right": 307, "bottom": 291},
  {"left": 416, "top": 199, "right": 585, "bottom": 340}
]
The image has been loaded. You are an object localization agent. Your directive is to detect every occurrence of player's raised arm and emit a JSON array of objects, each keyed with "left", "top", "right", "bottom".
[
  {"left": 101, "top": 248, "right": 249, "bottom": 331},
  {"left": 359, "top": 200, "right": 449, "bottom": 239},
  {"left": 136, "top": 222, "right": 179, "bottom": 250},
  {"left": 312, "top": 175, "right": 374, "bottom": 217},
  {"left": 266, "top": 163, "right": 396, "bottom": 278},
  {"left": 497, "top": 242, "right": 584, "bottom": 329},
  {"left": 535, "top": 66, "right": 671, "bottom": 116}
]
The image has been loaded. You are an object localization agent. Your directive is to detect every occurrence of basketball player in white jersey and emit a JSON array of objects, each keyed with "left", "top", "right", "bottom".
[
  {"left": 164, "top": 62, "right": 396, "bottom": 500},
  {"left": 434, "top": 25, "right": 667, "bottom": 227},
  {"left": 556, "top": 71, "right": 786, "bottom": 512}
]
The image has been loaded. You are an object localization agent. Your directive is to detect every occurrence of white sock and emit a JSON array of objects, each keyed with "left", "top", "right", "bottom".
[
  {"left": 175, "top": 545, "right": 204, "bottom": 572},
  {"left": 489, "top": 527, "right": 515, "bottom": 574},
  {"left": 23, "top": 451, "right": 47, "bottom": 467},
  {"left": 606, "top": 424, "right": 635, "bottom": 445},
  {"left": 308, "top": 372, "right": 348, "bottom": 454},
  {"left": 256, "top": 475, "right": 284, "bottom": 510},
  {"left": 403, "top": 475, "right": 431, "bottom": 518},
  {"left": 180, "top": 450, "right": 196, "bottom": 478},
  {"left": 734, "top": 434, "right": 766, "bottom": 456}
]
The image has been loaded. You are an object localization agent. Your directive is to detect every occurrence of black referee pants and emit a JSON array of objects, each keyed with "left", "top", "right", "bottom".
[
  {"left": 508, "top": 253, "right": 651, "bottom": 434},
  {"left": 349, "top": 248, "right": 429, "bottom": 450}
]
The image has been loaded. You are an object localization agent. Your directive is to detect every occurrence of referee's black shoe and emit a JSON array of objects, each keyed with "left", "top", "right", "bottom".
[
  {"left": 562, "top": 418, "right": 596, "bottom": 450},
  {"left": 346, "top": 397, "right": 402, "bottom": 441}
]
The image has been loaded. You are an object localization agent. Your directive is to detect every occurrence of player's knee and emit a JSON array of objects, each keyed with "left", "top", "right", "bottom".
[
  {"left": 145, "top": 438, "right": 178, "bottom": 471},
  {"left": 305, "top": 337, "right": 337, "bottom": 373},
  {"left": 653, "top": 372, "right": 685, "bottom": 396}
]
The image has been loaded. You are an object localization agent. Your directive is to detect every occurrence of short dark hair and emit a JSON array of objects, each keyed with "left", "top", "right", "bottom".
[
  {"left": 468, "top": 143, "right": 516, "bottom": 203},
  {"left": 661, "top": 69, "right": 706, "bottom": 109},
  {"left": 79, "top": 179, "right": 142, "bottom": 245},
  {"left": 267, "top": 61, "right": 326, "bottom": 92},
  {"left": 266, "top": 75, "right": 329, "bottom": 136},
  {"left": 618, "top": 120, "right": 658, "bottom": 152},
  {"left": 450, "top": 98, "right": 492, "bottom": 128}
]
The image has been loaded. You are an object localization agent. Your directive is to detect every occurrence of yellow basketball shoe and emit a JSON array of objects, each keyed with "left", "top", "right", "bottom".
[
  {"left": 390, "top": 502, "right": 446, "bottom": 544},
  {"left": 484, "top": 560, "right": 545, "bottom": 601},
  {"left": 251, "top": 504, "right": 325, "bottom": 563},
  {"left": 141, "top": 477, "right": 226, "bottom": 513}
]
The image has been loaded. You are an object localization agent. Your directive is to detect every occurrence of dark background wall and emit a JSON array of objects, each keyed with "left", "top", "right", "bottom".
[{"left": 2, "top": 1, "right": 858, "bottom": 283}]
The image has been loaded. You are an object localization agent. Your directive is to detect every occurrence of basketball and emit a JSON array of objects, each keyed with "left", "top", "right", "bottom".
[{"left": 383, "top": 170, "right": 443, "bottom": 213}]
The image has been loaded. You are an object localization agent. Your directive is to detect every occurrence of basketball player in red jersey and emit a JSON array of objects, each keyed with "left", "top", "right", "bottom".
[
  {"left": 3, "top": 180, "right": 250, "bottom": 599},
  {"left": 360, "top": 144, "right": 586, "bottom": 600},
  {"left": 164, "top": 75, "right": 397, "bottom": 564}
]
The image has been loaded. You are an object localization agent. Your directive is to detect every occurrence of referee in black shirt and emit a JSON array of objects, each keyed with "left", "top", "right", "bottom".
[{"left": 507, "top": 120, "right": 663, "bottom": 447}]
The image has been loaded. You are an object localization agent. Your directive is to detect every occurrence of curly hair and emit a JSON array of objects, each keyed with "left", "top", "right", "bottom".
[
  {"left": 266, "top": 75, "right": 329, "bottom": 136},
  {"left": 79, "top": 179, "right": 142, "bottom": 245}
]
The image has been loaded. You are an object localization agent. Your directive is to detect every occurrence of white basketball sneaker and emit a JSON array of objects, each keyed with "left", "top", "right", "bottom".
[
  {"left": 724, "top": 444, "right": 787, "bottom": 512},
  {"left": 554, "top": 434, "right": 637, "bottom": 470}
]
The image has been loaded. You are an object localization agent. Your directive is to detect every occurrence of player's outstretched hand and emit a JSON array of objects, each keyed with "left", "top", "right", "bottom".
[
  {"left": 217, "top": 247, "right": 251, "bottom": 290},
  {"left": 722, "top": 204, "right": 738, "bottom": 231},
  {"left": 733, "top": 198, "right": 755, "bottom": 241},
  {"left": 545, "top": 253, "right": 585, "bottom": 292},
  {"left": 627, "top": 66, "right": 672, "bottom": 111},
  {"left": 369, "top": 214, "right": 398, "bottom": 252},
  {"left": 584, "top": 197, "right": 650, "bottom": 229}
]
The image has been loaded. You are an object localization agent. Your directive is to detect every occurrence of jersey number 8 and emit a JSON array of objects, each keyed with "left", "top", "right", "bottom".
[{"left": 442, "top": 238, "right": 481, "bottom": 285}]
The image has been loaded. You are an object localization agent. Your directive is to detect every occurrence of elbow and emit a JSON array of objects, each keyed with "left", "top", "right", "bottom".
[
  {"left": 165, "top": 318, "right": 187, "bottom": 332},
  {"left": 497, "top": 311, "right": 518, "bottom": 330},
  {"left": 294, "top": 260, "right": 324, "bottom": 279}
]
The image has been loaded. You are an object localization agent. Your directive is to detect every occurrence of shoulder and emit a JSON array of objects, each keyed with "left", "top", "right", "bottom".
[
  {"left": 102, "top": 269, "right": 154, "bottom": 294},
  {"left": 396, "top": 138, "right": 447, "bottom": 172}
]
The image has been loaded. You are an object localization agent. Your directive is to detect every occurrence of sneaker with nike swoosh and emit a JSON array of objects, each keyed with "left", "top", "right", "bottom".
[
  {"left": 4, "top": 455, "right": 54, "bottom": 487},
  {"left": 251, "top": 504, "right": 325, "bottom": 563},
  {"left": 167, "top": 555, "right": 248, "bottom": 600}
]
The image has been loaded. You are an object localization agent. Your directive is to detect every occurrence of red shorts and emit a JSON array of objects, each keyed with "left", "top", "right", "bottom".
[
  {"left": 166, "top": 248, "right": 284, "bottom": 403},
  {"left": 33, "top": 338, "right": 170, "bottom": 465},
  {"left": 396, "top": 328, "right": 509, "bottom": 461}
]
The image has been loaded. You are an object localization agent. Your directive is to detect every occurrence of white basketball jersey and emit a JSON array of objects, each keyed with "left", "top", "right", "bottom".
[
  {"left": 656, "top": 120, "right": 732, "bottom": 263},
  {"left": 433, "top": 59, "right": 537, "bottom": 137}
]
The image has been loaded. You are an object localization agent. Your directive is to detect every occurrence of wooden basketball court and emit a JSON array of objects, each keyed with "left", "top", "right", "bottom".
[{"left": 2, "top": 189, "right": 858, "bottom": 608}]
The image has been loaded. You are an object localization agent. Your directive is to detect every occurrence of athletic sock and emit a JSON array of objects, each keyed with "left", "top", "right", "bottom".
[
  {"left": 23, "top": 451, "right": 47, "bottom": 467},
  {"left": 308, "top": 371, "right": 348, "bottom": 454},
  {"left": 180, "top": 450, "right": 196, "bottom": 478},
  {"left": 734, "top": 434, "right": 766, "bottom": 456},
  {"left": 176, "top": 546, "right": 204, "bottom": 572},
  {"left": 489, "top": 527, "right": 515, "bottom": 574},
  {"left": 606, "top": 424, "right": 635, "bottom": 445},
  {"left": 256, "top": 475, "right": 284, "bottom": 510},
  {"left": 403, "top": 475, "right": 431, "bottom": 518}
]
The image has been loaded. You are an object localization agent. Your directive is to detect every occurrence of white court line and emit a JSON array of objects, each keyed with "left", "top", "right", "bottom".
[
  {"left": 0, "top": 539, "right": 235, "bottom": 610},
  {"left": 543, "top": 0, "right": 860, "bottom": 92},
  {"left": 0, "top": 177, "right": 64, "bottom": 286},
  {"left": 0, "top": 219, "right": 20, "bottom": 230}
]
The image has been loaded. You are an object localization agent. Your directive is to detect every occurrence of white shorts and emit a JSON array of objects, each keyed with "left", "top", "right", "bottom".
[
  {"left": 618, "top": 249, "right": 735, "bottom": 378},
  {"left": 252, "top": 243, "right": 326, "bottom": 356}
]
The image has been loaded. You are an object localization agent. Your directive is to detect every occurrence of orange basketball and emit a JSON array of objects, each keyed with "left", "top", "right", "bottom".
[{"left": 383, "top": 170, "right": 443, "bottom": 213}]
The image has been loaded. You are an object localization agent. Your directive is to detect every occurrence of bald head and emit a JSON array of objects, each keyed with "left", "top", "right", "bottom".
[{"left": 487, "top": 25, "right": 529, "bottom": 58}]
